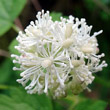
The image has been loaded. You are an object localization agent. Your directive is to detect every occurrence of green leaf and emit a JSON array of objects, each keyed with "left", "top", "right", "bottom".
[
  {"left": 101, "top": 11, "right": 109, "bottom": 21},
  {"left": 0, "top": 58, "right": 13, "bottom": 84},
  {"left": 74, "top": 99, "right": 107, "bottom": 110},
  {"left": 0, "top": 87, "right": 53, "bottom": 110},
  {"left": 9, "top": 39, "right": 20, "bottom": 68},
  {"left": 52, "top": 100, "right": 65, "bottom": 110},
  {"left": 0, "top": 0, "right": 26, "bottom": 36},
  {"left": 0, "top": 19, "right": 12, "bottom": 36},
  {"left": 0, "top": 94, "right": 34, "bottom": 110},
  {"left": 9, "top": 39, "right": 21, "bottom": 75},
  {"left": 64, "top": 95, "right": 107, "bottom": 110},
  {"left": 95, "top": 75, "right": 110, "bottom": 88},
  {"left": 101, "top": 0, "right": 110, "bottom": 5},
  {"left": 84, "top": 0, "right": 96, "bottom": 12},
  {"left": 9, "top": 39, "right": 19, "bottom": 55},
  {"left": 50, "top": 12, "right": 62, "bottom": 21}
]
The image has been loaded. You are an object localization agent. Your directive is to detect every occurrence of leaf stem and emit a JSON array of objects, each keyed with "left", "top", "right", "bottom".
[
  {"left": 12, "top": 25, "right": 21, "bottom": 33},
  {"left": 14, "top": 18, "right": 24, "bottom": 30},
  {"left": 92, "top": 0, "right": 110, "bottom": 15},
  {"left": 13, "top": 18, "right": 23, "bottom": 33}
]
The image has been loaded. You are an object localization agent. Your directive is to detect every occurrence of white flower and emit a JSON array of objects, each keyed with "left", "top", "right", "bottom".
[
  {"left": 12, "top": 41, "right": 69, "bottom": 94},
  {"left": 11, "top": 10, "right": 107, "bottom": 99}
]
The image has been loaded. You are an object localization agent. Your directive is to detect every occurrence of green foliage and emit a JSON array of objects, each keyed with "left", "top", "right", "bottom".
[
  {"left": 64, "top": 95, "right": 107, "bottom": 110},
  {"left": 0, "top": 0, "right": 110, "bottom": 109},
  {"left": 9, "top": 39, "right": 19, "bottom": 55},
  {"left": 50, "top": 12, "right": 69, "bottom": 21},
  {"left": 84, "top": 0, "right": 96, "bottom": 11},
  {"left": 101, "top": 0, "right": 110, "bottom": 4},
  {"left": 101, "top": 11, "right": 110, "bottom": 21},
  {"left": 84, "top": 0, "right": 110, "bottom": 21},
  {"left": 0, "top": 0, "right": 26, "bottom": 36},
  {"left": 0, "top": 58, "right": 12, "bottom": 84},
  {"left": 74, "top": 99, "right": 107, "bottom": 110},
  {"left": 9, "top": 39, "right": 22, "bottom": 75},
  {"left": 0, "top": 87, "right": 53, "bottom": 110},
  {"left": 52, "top": 101, "right": 65, "bottom": 110},
  {"left": 50, "top": 12, "right": 62, "bottom": 21}
]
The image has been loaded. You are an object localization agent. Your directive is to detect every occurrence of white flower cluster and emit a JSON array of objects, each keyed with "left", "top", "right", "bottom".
[{"left": 11, "top": 10, "right": 107, "bottom": 99}]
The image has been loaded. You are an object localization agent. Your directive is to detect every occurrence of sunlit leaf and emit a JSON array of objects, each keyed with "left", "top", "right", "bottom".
[
  {"left": 50, "top": 12, "right": 62, "bottom": 21},
  {"left": 0, "top": 0, "right": 26, "bottom": 36}
]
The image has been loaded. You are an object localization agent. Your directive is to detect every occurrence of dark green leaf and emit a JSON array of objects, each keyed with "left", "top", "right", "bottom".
[
  {"left": 74, "top": 99, "right": 107, "bottom": 110},
  {"left": 0, "top": 58, "right": 13, "bottom": 84},
  {"left": 84, "top": 0, "right": 96, "bottom": 12},
  {"left": 101, "top": 11, "right": 109, "bottom": 21}
]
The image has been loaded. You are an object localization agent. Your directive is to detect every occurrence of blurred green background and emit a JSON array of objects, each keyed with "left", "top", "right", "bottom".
[{"left": 0, "top": 0, "right": 110, "bottom": 110}]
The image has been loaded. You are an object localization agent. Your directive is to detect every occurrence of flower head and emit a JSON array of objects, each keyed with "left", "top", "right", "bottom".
[{"left": 11, "top": 10, "right": 107, "bottom": 99}]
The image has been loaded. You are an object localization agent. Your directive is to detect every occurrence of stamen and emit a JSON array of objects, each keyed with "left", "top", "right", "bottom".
[
  {"left": 81, "top": 46, "right": 94, "bottom": 53},
  {"left": 65, "top": 23, "right": 73, "bottom": 38},
  {"left": 62, "top": 39, "right": 73, "bottom": 48},
  {"left": 72, "top": 60, "right": 83, "bottom": 67},
  {"left": 44, "top": 73, "right": 49, "bottom": 93},
  {"left": 41, "top": 59, "right": 52, "bottom": 68}
]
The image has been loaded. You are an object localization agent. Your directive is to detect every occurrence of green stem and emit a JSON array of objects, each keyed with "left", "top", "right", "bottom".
[
  {"left": 12, "top": 25, "right": 21, "bottom": 33},
  {"left": 92, "top": 0, "right": 110, "bottom": 16}
]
